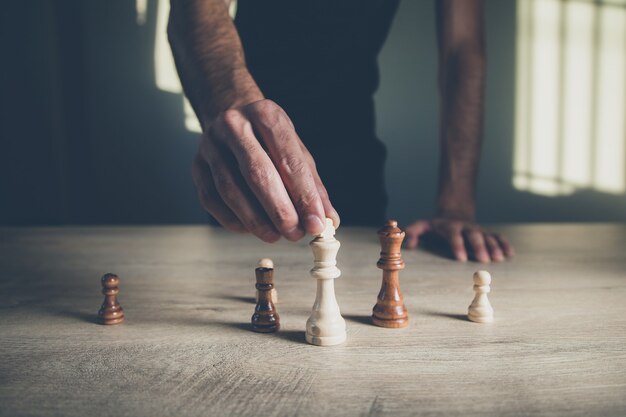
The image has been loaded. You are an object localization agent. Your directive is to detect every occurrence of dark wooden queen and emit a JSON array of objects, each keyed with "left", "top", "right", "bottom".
[{"left": 372, "top": 220, "right": 409, "bottom": 328}]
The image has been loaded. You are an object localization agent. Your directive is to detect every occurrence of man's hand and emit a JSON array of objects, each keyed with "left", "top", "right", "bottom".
[
  {"left": 192, "top": 99, "right": 340, "bottom": 243},
  {"left": 168, "top": 1, "right": 339, "bottom": 242},
  {"left": 404, "top": 218, "right": 514, "bottom": 263}
]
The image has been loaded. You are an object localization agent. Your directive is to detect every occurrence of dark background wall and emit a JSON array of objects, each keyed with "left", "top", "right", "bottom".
[{"left": 1, "top": 0, "right": 625, "bottom": 226}]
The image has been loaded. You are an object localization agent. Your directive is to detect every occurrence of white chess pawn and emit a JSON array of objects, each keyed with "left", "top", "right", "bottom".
[
  {"left": 306, "top": 218, "right": 347, "bottom": 346},
  {"left": 468, "top": 270, "right": 494, "bottom": 323},
  {"left": 255, "top": 258, "right": 277, "bottom": 304}
]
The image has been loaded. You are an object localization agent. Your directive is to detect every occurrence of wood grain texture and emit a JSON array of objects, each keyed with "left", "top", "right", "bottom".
[{"left": 0, "top": 224, "right": 625, "bottom": 417}]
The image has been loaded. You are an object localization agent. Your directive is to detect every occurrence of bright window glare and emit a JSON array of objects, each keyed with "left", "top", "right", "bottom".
[
  {"left": 514, "top": 0, "right": 626, "bottom": 196},
  {"left": 154, "top": 0, "right": 183, "bottom": 94},
  {"left": 137, "top": 0, "right": 239, "bottom": 133},
  {"left": 136, "top": 0, "right": 148, "bottom": 26},
  {"left": 595, "top": 6, "right": 626, "bottom": 193}
]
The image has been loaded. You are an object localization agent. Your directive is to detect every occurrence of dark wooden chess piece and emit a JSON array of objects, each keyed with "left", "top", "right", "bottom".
[
  {"left": 251, "top": 267, "right": 280, "bottom": 333},
  {"left": 372, "top": 220, "right": 409, "bottom": 328},
  {"left": 98, "top": 273, "right": 125, "bottom": 325}
]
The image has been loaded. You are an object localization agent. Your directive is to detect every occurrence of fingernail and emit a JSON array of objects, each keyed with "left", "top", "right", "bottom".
[
  {"left": 330, "top": 209, "right": 341, "bottom": 228},
  {"left": 305, "top": 215, "right": 325, "bottom": 235},
  {"left": 456, "top": 253, "right": 468, "bottom": 262},
  {"left": 285, "top": 226, "right": 305, "bottom": 241}
]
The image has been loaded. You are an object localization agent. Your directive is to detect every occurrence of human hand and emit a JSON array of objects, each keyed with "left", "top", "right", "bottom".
[
  {"left": 404, "top": 217, "right": 514, "bottom": 263},
  {"left": 192, "top": 99, "right": 340, "bottom": 243}
]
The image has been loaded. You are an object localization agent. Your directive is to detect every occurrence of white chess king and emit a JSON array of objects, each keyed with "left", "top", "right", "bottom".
[
  {"left": 468, "top": 270, "right": 494, "bottom": 323},
  {"left": 306, "top": 218, "right": 347, "bottom": 346}
]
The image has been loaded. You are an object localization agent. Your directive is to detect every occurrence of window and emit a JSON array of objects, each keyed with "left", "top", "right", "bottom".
[
  {"left": 514, "top": 0, "right": 626, "bottom": 196},
  {"left": 137, "top": 0, "right": 239, "bottom": 133}
]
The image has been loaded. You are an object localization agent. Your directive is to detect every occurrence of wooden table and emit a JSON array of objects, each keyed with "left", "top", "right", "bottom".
[{"left": 1, "top": 224, "right": 625, "bottom": 417}]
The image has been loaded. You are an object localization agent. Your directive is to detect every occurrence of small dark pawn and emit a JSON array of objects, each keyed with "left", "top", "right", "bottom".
[
  {"left": 98, "top": 273, "right": 124, "bottom": 325},
  {"left": 251, "top": 267, "right": 280, "bottom": 333}
]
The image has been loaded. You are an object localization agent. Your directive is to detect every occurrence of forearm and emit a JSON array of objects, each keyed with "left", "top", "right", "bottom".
[
  {"left": 435, "top": 0, "right": 485, "bottom": 220},
  {"left": 437, "top": 50, "right": 485, "bottom": 219},
  {"left": 167, "top": 0, "right": 263, "bottom": 128}
]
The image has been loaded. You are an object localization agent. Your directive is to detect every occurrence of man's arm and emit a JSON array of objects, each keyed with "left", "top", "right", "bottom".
[
  {"left": 168, "top": 0, "right": 339, "bottom": 242},
  {"left": 168, "top": 0, "right": 259, "bottom": 124},
  {"left": 435, "top": 0, "right": 484, "bottom": 223},
  {"left": 405, "top": 0, "right": 514, "bottom": 262}
]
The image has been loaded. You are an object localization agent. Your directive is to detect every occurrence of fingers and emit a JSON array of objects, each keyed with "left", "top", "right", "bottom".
[
  {"left": 404, "top": 221, "right": 431, "bottom": 249},
  {"left": 245, "top": 102, "right": 326, "bottom": 235},
  {"left": 484, "top": 234, "right": 505, "bottom": 262},
  {"left": 496, "top": 234, "right": 515, "bottom": 258},
  {"left": 304, "top": 147, "right": 340, "bottom": 228},
  {"left": 211, "top": 108, "right": 304, "bottom": 240},
  {"left": 198, "top": 135, "right": 281, "bottom": 243},
  {"left": 428, "top": 218, "right": 514, "bottom": 263},
  {"left": 192, "top": 155, "right": 246, "bottom": 233},
  {"left": 464, "top": 229, "right": 490, "bottom": 263},
  {"left": 449, "top": 230, "right": 468, "bottom": 262},
  {"left": 195, "top": 99, "right": 340, "bottom": 242}
]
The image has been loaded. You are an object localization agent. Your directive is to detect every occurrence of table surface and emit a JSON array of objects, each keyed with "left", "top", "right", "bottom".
[{"left": 1, "top": 224, "right": 625, "bottom": 417}]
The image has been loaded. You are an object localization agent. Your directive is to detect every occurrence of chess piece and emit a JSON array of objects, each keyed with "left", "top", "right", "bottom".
[
  {"left": 98, "top": 273, "right": 124, "bottom": 325},
  {"left": 468, "top": 270, "right": 494, "bottom": 323},
  {"left": 372, "top": 219, "right": 409, "bottom": 328},
  {"left": 255, "top": 258, "right": 277, "bottom": 304},
  {"left": 251, "top": 267, "right": 280, "bottom": 332},
  {"left": 258, "top": 258, "right": 273, "bottom": 269},
  {"left": 306, "top": 218, "right": 346, "bottom": 346}
]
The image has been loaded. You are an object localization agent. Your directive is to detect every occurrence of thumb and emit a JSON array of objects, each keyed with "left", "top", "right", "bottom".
[{"left": 404, "top": 220, "right": 431, "bottom": 249}]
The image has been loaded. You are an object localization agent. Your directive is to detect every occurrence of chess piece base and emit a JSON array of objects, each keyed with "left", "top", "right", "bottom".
[
  {"left": 306, "top": 332, "right": 346, "bottom": 346},
  {"left": 252, "top": 323, "right": 279, "bottom": 333},
  {"left": 98, "top": 315, "right": 124, "bottom": 325},
  {"left": 372, "top": 316, "right": 409, "bottom": 328},
  {"left": 468, "top": 312, "right": 493, "bottom": 323}
]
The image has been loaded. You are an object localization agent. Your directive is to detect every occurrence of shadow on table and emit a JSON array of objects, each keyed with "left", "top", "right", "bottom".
[
  {"left": 416, "top": 234, "right": 456, "bottom": 260},
  {"left": 422, "top": 310, "right": 469, "bottom": 322},
  {"left": 219, "top": 295, "right": 256, "bottom": 304},
  {"left": 215, "top": 294, "right": 256, "bottom": 304},
  {"left": 343, "top": 314, "right": 372, "bottom": 326},
  {"left": 56, "top": 310, "right": 100, "bottom": 324},
  {"left": 273, "top": 330, "right": 306, "bottom": 344},
  {"left": 213, "top": 321, "right": 251, "bottom": 331},
  {"left": 214, "top": 321, "right": 308, "bottom": 345}
]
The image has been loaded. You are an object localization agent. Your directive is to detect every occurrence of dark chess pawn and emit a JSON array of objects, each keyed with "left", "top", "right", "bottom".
[
  {"left": 251, "top": 267, "right": 280, "bottom": 333},
  {"left": 372, "top": 220, "right": 409, "bottom": 328},
  {"left": 98, "top": 273, "right": 125, "bottom": 325}
]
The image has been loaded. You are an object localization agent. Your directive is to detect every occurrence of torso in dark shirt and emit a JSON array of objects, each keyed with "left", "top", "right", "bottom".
[{"left": 235, "top": 0, "right": 399, "bottom": 225}]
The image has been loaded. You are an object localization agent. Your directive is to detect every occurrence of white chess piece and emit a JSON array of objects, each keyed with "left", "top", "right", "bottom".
[
  {"left": 468, "top": 270, "right": 494, "bottom": 323},
  {"left": 257, "top": 258, "right": 274, "bottom": 269},
  {"left": 255, "top": 258, "right": 278, "bottom": 304},
  {"left": 306, "top": 218, "right": 347, "bottom": 346}
]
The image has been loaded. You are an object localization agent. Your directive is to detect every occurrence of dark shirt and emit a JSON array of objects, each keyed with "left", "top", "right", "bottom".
[{"left": 235, "top": 0, "right": 399, "bottom": 226}]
